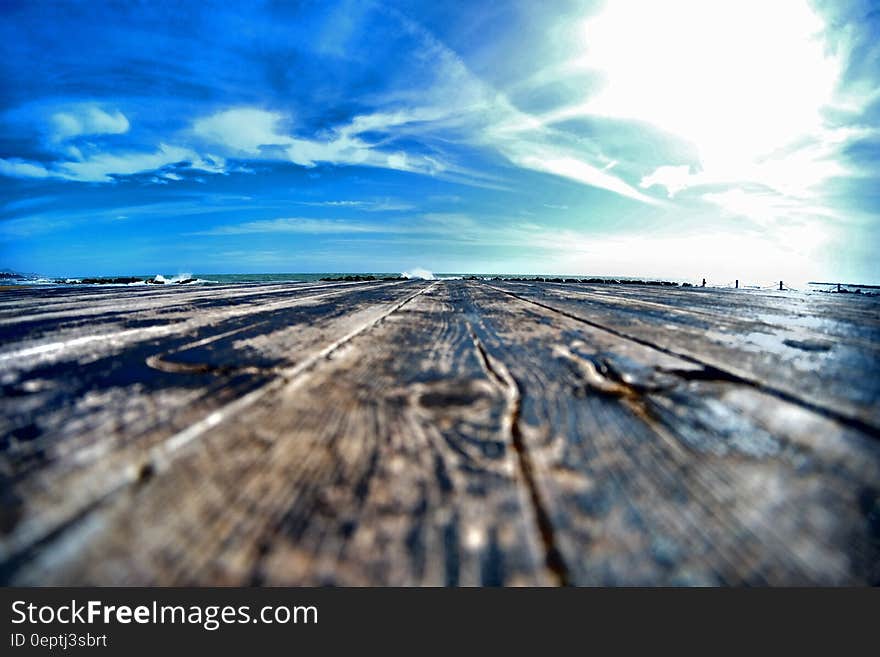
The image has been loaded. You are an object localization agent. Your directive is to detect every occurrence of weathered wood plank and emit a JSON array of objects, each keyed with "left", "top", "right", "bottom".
[
  {"left": 533, "top": 282, "right": 880, "bottom": 344},
  {"left": 0, "top": 280, "right": 429, "bottom": 570},
  {"left": 6, "top": 283, "right": 549, "bottom": 585},
  {"left": 0, "top": 279, "right": 385, "bottom": 327},
  {"left": 490, "top": 281, "right": 880, "bottom": 433},
  {"left": 0, "top": 279, "right": 402, "bottom": 353},
  {"left": 2, "top": 279, "right": 878, "bottom": 586},
  {"left": 459, "top": 281, "right": 880, "bottom": 584}
]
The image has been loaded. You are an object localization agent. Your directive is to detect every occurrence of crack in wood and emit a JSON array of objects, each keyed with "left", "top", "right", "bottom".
[
  {"left": 467, "top": 325, "right": 571, "bottom": 586},
  {"left": 145, "top": 354, "right": 278, "bottom": 377}
]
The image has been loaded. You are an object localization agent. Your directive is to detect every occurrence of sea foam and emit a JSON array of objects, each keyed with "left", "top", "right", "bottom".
[{"left": 401, "top": 268, "right": 435, "bottom": 280}]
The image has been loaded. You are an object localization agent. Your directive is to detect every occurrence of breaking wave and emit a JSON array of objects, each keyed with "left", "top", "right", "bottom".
[{"left": 401, "top": 268, "right": 435, "bottom": 280}]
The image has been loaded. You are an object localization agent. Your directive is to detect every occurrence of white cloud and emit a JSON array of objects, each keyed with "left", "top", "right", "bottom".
[
  {"left": 0, "top": 135, "right": 227, "bottom": 183},
  {"left": 639, "top": 165, "right": 694, "bottom": 198},
  {"left": 386, "top": 151, "right": 408, "bottom": 170},
  {"left": 192, "top": 211, "right": 483, "bottom": 238},
  {"left": 282, "top": 112, "right": 451, "bottom": 175},
  {"left": 513, "top": 153, "right": 659, "bottom": 204},
  {"left": 191, "top": 106, "right": 450, "bottom": 177},
  {"left": 368, "top": 200, "right": 416, "bottom": 211},
  {"left": 284, "top": 135, "right": 364, "bottom": 167},
  {"left": 193, "top": 108, "right": 290, "bottom": 154},
  {"left": 57, "top": 144, "right": 225, "bottom": 182},
  {"left": 702, "top": 189, "right": 803, "bottom": 223},
  {"left": 0, "top": 158, "right": 52, "bottom": 179},
  {"left": 3, "top": 83, "right": 515, "bottom": 188},
  {"left": 192, "top": 217, "right": 387, "bottom": 236},
  {"left": 51, "top": 106, "right": 129, "bottom": 142},
  {"left": 298, "top": 200, "right": 368, "bottom": 208},
  {"left": 639, "top": 129, "right": 859, "bottom": 201},
  {"left": 297, "top": 199, "right": 415, "bottom": 212}
]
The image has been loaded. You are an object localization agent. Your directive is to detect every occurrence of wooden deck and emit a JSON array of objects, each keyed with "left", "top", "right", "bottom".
[{"left": 1, "top": 279, "right": 878, "bottom": 585}]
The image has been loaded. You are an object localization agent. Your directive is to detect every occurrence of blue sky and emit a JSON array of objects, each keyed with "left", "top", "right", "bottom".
[{"left": 1, "top": 0, "right": 878, "bottom": 282}]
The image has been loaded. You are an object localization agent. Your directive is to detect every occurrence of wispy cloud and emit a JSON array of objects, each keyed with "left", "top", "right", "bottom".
[
  {"left": 193, "top": 108, "right": 290, "bottom": 154},
  {"left": 63, "top": 144, "right": 226, "bottom": 183},
  {"left": 511, "top": 152, "right": 660, "bottom": 204},
  {"left": 191, "top": 106, "right": 452, "bottom": 177},
  {"left": 191, "top": 217, "right": 388, "bottom": 236},
  {"left": 191, "top": 212, "right": 481, "bottom": 238},
  {"left": 295, "top": 199, "right": 415, "bottom": 212},
  {"left": 0, "top": 158, "right": 52, "bottom": 179},
  {"left": 51, "top": 105, "right": 129, "bottom": 142},
  {"left": 0, "top": 145, "right": 227, "bottom": 183}
]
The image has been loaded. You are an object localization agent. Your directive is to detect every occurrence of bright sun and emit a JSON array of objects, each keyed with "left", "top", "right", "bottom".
[{"left": 579, "top": 0, "right": 838, "bottom": 172}]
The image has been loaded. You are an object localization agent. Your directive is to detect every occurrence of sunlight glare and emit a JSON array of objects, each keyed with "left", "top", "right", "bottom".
[{"left": 580, "top": 0, "right": 839, "bottom": 170}]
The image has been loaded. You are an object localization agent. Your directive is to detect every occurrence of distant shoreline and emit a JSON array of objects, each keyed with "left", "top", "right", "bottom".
[{"left": 1, "top": 270, "right": 878, "bottom": 295}]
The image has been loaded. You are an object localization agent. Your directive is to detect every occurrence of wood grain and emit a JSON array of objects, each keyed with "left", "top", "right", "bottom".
[
  {"left": 1, "top": 280, "right": 878, "bottom": 585},
  {"left": 460, "top": 282, "right": 879, "bottom": 584},
  {"left": 489, "top": 281, "right": 880, "bottom": 434}
]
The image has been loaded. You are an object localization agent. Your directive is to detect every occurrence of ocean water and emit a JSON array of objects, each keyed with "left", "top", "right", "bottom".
[{"left": 1, "top": 272, "right": 408, "bottom": 286}]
